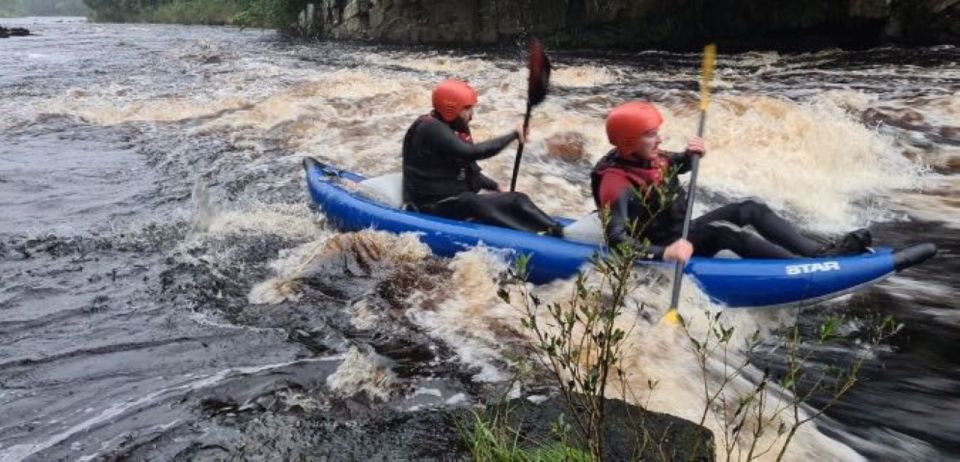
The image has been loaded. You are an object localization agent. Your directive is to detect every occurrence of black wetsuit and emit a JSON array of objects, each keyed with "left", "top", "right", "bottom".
[
  {"left": 402, "top": 112, "right": 561, "bottom": 234},
  {"left": 591, "top": 150, "right": 831, "bottom": 260}
]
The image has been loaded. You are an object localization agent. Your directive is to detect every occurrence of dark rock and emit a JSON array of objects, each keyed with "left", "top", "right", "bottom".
[
  {"left": 0, "top": 26, "right": 31, "bottom": 38},
  {"left": 294, "top": 393, "right": 713, "bottom": 460},
  {"left": 497, "top": 395, "right": 715, "bottom": 461},
  {"left": 545, "top": 131, "right": 587, "bottom": 163},
  {"left": 892, "top": 0, "right": 960, "bottom": 45},
  {"left": 300, "top": 0, "right": 958, "bottom": 51}
]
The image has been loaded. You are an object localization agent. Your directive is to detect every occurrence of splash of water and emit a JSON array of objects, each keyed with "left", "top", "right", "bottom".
[{"left": 327, "top": 346, "right": 399, "bottom": 402}]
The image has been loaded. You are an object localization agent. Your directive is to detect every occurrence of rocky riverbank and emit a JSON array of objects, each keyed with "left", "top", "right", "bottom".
[{"left": 301, "top": 0, "right": 959, "bottom": 51}]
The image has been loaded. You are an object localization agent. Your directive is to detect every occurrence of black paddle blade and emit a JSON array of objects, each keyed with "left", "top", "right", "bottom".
[{"left": 527, "top": 39, "right": 551, "bottom": 107}]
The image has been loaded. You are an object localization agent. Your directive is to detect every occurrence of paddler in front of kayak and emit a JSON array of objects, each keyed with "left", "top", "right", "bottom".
[{"left": 592, "top": 101, "right": 873, "bottom": 264}]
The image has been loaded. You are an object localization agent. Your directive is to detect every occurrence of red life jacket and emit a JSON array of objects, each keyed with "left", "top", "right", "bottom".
[
  {"left": 590, "top": 150, "right": 690, "bottom": 244},
  {"left": 590, "top": 150, "right": 672, "bottom": 209}
]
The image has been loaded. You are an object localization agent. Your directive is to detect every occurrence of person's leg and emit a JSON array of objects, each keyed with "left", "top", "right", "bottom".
[
  {"left": 692, "top": 200, "right": 824, "bottom": 256},
  {"left": 500, "top": 192, "right": 563, "bottom": 235},
  {"left": 422, "top": 193, "right": 478, "bottom": 221},
  {"left": 476, "top": 192, "right": 564, "bottom": 234},
  {"left": 688, "top": 223, "right": 797, "bottom": 258},
  {"left": 429, "top": 192, "right": 553, "bottom": 233}
]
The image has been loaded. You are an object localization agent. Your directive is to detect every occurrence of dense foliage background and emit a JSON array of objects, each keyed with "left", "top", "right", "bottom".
[
  {"left": 82, "top": 0, "right": 309, "bottom": 27},
  {"left": 1, "top": 0, "right": 88, "bottom": 17}
]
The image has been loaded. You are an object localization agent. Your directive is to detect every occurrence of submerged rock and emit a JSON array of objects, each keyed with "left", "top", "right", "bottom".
[
  {"left": 545, "top": 131, "right": 587, "bottom": 163},
  {"left": 0, "top": 26, "right": 31, "bottom": 38}
]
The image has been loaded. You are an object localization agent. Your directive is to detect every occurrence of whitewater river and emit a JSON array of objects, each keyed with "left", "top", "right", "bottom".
[{"left": 1, "top": 17, "right": 957, "bottom": 461}]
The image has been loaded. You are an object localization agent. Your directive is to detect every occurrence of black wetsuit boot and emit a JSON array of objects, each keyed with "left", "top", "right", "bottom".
[{"left": 817, "top": 228, "right": 873, "bottom": 256}]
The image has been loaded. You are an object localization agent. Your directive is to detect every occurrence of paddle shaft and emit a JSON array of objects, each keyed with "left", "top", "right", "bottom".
[
  {"left": 668, "top": 112, "right": 707, "bottom": 309},
  {"left": 508, "top": 102, "right": 533, "bottom": 192}
]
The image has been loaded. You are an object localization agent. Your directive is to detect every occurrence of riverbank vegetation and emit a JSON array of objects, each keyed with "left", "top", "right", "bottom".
[
  {"left": 473, "top": 208, "right": 903, "bottom": 461},
  {"left": 0, "top": 0, "right": 87, "bottom": 17},
  {"left": 82, "top": 0, "right": 307, "bottom": 28}
]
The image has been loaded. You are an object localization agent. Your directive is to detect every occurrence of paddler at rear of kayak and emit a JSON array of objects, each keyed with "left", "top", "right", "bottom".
[
  {"left": 402, "top": 79, "right": 565, "bottom": 237},
  {"left": 592, "top": 101, "right": 873, "bottom": 263}
]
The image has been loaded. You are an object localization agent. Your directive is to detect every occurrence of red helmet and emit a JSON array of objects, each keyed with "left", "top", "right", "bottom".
[
  {"left": 606, "top": 101, "right": 663, "bottom": 154},
  {"left": 432, "top": 79, "right": 478, "bottom": 122}
]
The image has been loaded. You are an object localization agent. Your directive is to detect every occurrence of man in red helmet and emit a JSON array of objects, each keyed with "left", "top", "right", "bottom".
[
  {"left": 402, "top": 79, "right": 564, "bottom": 236},
  {"left": 592, "top": 101, "right": 872, "bottom": 263}
]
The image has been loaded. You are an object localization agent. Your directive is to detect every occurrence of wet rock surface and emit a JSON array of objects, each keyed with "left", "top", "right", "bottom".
[
  {"left": 109, "top": 392, "right": 712, "bottom": 460},
  {"left": 307, "top": 0, "right": 959, "bottom": 50},
  {"left": 544, "top": 131, "right": 587, "bottom": 163},
  {"left": 0, "top": 26, "right": 30, "bottom": 38},
  {"left": 493, "top": 395, "right": 715, "bottom": 461}
]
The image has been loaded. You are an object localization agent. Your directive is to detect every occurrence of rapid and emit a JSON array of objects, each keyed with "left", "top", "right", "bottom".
[{"left": 1, "top": 17, "right": 957, "bottom": 461}]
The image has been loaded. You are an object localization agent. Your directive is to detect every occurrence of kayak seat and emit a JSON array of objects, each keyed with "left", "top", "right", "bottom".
[
  {"left": 357, "top": 172, "right": 404, "bottom": 209},
  {"left": 562, "top": 212, "right": 605, "bottom": 245}
]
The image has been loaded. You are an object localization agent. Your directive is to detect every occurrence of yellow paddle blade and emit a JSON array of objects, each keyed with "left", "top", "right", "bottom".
[
  {"left": 661, "top": 308, "right": 681, "bottom": 326},
  {"left": 699, "top": 43, "right": 717, "bottom": 111}
]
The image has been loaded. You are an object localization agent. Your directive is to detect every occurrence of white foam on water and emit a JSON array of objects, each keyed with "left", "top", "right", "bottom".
[
  {"left": 402, "top": 247, "right": 519, "bottom": 383},
  {"left": 200, "top": 202, "right": 321, "bottom": 240},
  {"left": 552, "top": 65, "right": 621, "bottom": 87},
  {"left": 892, "top": 175, "right": 960, "bottom": 226},
  {"left": 690, "top": 93, "right": 923, "bottom": 232},
  {"left": 326, "top": 346, "right": 399, "bottom": 402},
  {"left": 248, "top": 230, "right": 431, "bottom": 305}
]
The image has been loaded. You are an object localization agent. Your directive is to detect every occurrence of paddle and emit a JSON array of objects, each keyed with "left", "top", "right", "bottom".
[
  {"left": 663, "top": 44, "right": 717, "bottom": 326},
  {"left": 508, "top": 39, "right": 551, "bottom": 192}
]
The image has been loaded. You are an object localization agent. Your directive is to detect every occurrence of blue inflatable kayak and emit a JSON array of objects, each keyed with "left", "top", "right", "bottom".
[{"left": 303, "top": 157, "right": 936, "bottom": 309}]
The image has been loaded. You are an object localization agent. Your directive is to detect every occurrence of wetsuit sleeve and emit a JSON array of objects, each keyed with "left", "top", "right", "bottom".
[
  {"left": 667, "top": 151, "right": 695, "bottom": 175},
  {"left": 600, "top": 182, "right": 665, "bottom": 260},
  {"left": 421, "top": 121, "right": 518, "bottom": 161}
]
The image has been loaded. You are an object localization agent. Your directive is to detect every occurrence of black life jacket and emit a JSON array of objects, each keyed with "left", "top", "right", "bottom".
[{"left": 401, "top": 113, "right": 484, "bottom": 208}]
